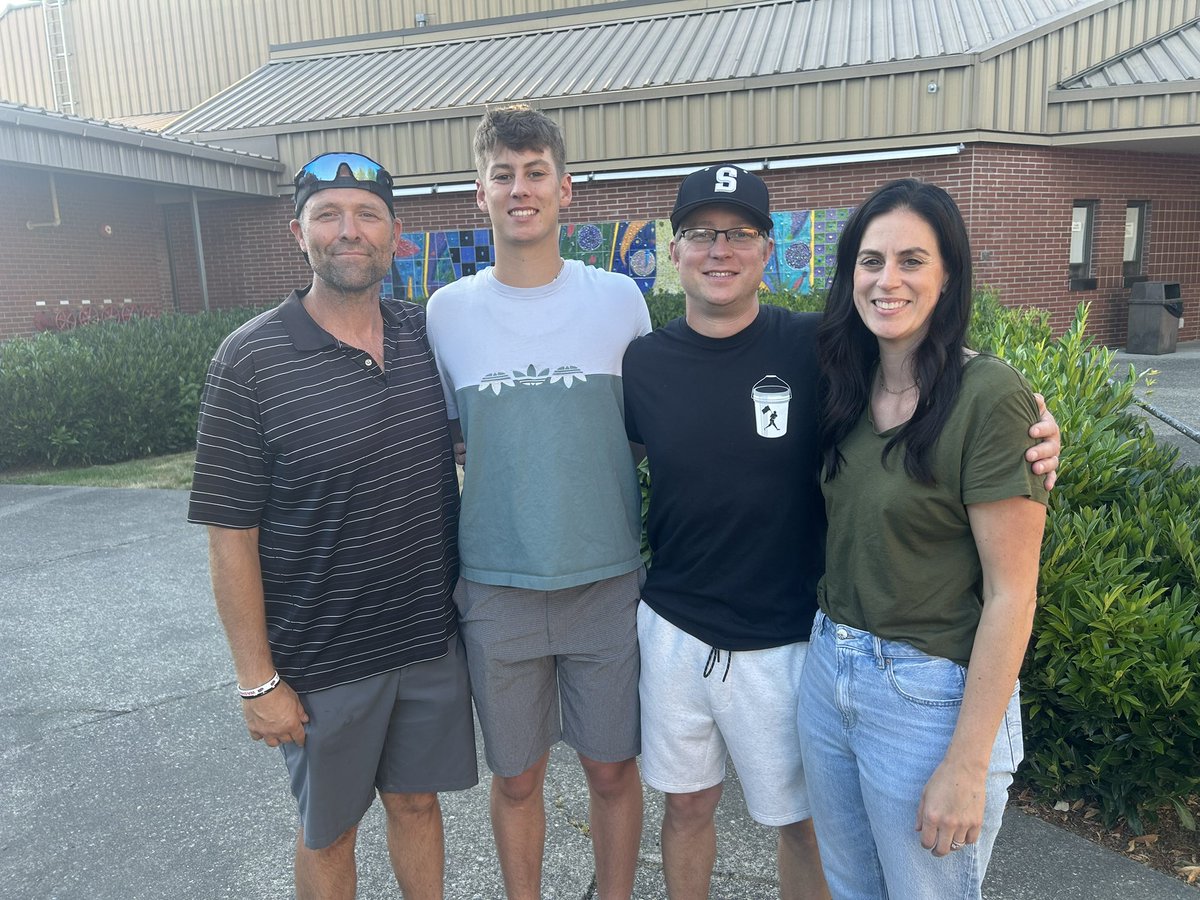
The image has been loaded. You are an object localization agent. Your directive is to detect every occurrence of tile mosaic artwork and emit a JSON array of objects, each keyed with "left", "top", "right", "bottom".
[{"left": 382, "top": 209, "right": 852, "bottom": 301}]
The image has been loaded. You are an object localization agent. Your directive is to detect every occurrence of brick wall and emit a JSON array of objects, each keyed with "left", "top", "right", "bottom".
[
  {"left": 381, "top": 145, "right": 1200, "bottom": 346},
  {"left": 4, "top": 144, "right": 1197, "bottom": 345},
  {"left": 162, "top": 196, "right": 309, "bottom": 315},
  {"left": 1, "top": 166, "right": 173, "bottom": 337},
  {"left": 958, "top": 145, "right": 1200, "bottom": 344}
]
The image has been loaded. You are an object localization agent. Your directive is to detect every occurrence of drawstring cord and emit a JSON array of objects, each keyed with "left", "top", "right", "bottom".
[{"left": 703, "top": 645, "right": 732, "bottom": 682}]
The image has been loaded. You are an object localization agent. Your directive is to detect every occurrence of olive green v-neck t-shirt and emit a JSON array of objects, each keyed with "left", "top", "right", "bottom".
[{"left": 818, "top": 354, "right": 1049, "bottom": 666}]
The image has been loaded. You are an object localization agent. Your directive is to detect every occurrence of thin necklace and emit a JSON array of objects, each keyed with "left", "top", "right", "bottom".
[
  {"left": 878, "top": 369, "right": 918, "bottom": 395},
  {"left": 553, "top": 258, "right": 566, "bottom": 281}
]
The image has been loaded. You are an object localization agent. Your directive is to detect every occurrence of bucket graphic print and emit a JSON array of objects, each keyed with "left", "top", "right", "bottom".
[{"left": 751, "top": 375, "right": 791, "bottom": 438}]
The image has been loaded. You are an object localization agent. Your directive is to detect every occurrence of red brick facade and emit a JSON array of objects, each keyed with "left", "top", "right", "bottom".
[
  {"left": 163, "top": 195, "right": 308, "bottom": 316},
  {"left": 2, "top": 166, "right": 175, "bottom": 335},
  {"left": 4, "top": 143, "right": 1197, "bottom": 345},
  {"left": 536, "top": 143, "right": 1198, "bottom": 345}
]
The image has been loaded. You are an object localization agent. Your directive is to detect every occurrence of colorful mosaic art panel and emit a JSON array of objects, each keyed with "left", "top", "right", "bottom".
[
  {"left": 810, "top": 207, "right": 851, "bottom": 290},
  {"left": 387, "top": 229, "right": 494, "bottom": 301},
  {"left": 763, "top": 210, "right": 813, "bottom": 293},
  {"left": 383, "top": 209, "right": 852, "bottom": 301},
  {"left": 560, "top": 220, "right": 658, "bottom": 292}
]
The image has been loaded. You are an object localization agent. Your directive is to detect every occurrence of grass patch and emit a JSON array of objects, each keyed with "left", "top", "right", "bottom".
[{"left": 0, "top": 451, "right": 195, "bottom": 490}]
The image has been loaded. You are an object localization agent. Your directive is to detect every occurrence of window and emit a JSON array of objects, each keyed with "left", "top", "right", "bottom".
[
  {"left": 1069, "top": 201, "right": 1097, "bottom": 291},
  {"left": 1123, "top": 201, "right": 1148, "bottom": 284}
]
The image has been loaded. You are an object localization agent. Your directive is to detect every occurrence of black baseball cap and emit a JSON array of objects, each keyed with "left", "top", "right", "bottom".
[
  {"left": 293, "top": 152, "right": 395, "bottom": 218},
  {"left": 670, "top": 164, "right": 773, "bottom": 233}
]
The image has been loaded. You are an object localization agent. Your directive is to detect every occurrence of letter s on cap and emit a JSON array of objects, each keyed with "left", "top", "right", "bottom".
[{"left": 714, "top": 167, "right": 738, "bottom": 193}]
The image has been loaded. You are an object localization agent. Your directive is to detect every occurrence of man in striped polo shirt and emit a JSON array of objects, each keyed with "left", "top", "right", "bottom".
[{"left": 189, "top": 152, "right": 477, "bottom": 899}]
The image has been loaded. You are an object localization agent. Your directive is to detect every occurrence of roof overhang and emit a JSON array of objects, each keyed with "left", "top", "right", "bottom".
[
  {"left": 0, "top": 102, "right": 284, "bottom": 197},
  {"left": 1046, "top": 83, "right": 1200, "bottom": 156},
  {"left": 1049, "top": 82, "right": 1200, "bottom": 103},
  {"left": 1049, "top": 126, "right": 1200, "bottom": 155}
]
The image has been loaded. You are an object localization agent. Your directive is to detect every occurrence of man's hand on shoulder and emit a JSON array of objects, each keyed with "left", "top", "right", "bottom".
[
  {"left": 1026, "top": 392, "right": 1061, "bottom": 492},
  {"left": 242, "top": 681, "right": 309, "bottom": 747},
  {"left": 450, "top": 419, "right": 466, "bottom": 469}
]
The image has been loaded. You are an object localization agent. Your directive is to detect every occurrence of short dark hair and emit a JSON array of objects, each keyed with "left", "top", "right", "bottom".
[
  {"left": 473, "top": 104, "right": 567, "bottom": 178},
  {"left": 817, "top": 178, "right": 974, "bottom": 484}
]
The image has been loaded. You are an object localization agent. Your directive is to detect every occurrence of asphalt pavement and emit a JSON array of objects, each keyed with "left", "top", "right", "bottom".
[
  {"left": 1, "top": 343, "right": 1197, "bottom": 898},
  {"left": 1112, "top": 339, "right": 1200, "bottom": 468}
]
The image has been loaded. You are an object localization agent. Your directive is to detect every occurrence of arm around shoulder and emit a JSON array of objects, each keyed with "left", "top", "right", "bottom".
[{"left": 1026, "top": 392, "right": 1060, "bottom": 491}]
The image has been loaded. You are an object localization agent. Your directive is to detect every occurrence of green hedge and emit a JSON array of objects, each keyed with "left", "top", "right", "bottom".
[
  {"left": 971, "top": 295, "right": 1199, "bottom": 832},
  {"left": 644, "top": 287, "right": 827, "bottom": 330},
  {"left": 0, "top": 310, "right": 264, "bottom": 470}
]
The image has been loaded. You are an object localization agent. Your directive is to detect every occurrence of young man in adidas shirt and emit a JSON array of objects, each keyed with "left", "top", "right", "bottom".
[{"left": 425, "top": 105, "right": 650, "bottom": 900}]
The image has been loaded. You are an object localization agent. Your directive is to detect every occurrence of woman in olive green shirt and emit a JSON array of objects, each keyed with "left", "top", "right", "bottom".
[{"left": 798, "top": 178, "right": 1048, "bottom": 899}]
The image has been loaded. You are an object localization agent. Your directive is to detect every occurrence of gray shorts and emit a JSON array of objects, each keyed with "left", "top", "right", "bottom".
[
  {"left": 280, "top": 632, "right": 478, "bottom": 849},
  {"left": 454, "top": 571, "right": 641, "bottom": 778}
]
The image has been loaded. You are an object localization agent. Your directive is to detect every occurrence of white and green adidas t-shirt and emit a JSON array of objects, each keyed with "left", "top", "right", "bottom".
[{"left": 426, "top": 261, "right": 651, "bottom": 590}]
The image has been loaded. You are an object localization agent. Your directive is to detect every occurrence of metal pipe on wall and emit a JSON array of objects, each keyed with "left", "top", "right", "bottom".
[
  {"left": 26, "top": 172, "right": 62, "bottom": 229},
  {"left": 190, "top": 189, "right": 210, "bottom": 313}
]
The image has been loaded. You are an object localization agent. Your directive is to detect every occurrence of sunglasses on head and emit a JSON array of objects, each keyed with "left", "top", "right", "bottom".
[{"left": 294, "top": 152, "right": 393, "bottom": 190}]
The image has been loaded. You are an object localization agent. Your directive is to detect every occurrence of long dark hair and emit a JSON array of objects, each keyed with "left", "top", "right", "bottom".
[{"left": 817, "top": 178, "right": 973, "bottom": 484}]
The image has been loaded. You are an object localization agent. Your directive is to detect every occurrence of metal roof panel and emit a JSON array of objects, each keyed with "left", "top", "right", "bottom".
[
  {"left": 168, "top": 0, "right": 1098, "bottom": 136},
  {"left": 1060, "top": 19, "right": 1200, "bottom": 88}
]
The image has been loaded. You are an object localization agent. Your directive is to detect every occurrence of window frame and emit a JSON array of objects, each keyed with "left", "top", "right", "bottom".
[
  {"left": 1123, "top": 201, "right": 1149, "bottom": 286},
  {"left": 1069, "top": 200, "right": 1097, "bottom": 291}
]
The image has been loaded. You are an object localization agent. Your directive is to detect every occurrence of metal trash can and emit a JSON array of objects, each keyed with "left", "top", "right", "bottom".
[{"left": 1126, "top": 281, "right": 1183, "bottom": 354}]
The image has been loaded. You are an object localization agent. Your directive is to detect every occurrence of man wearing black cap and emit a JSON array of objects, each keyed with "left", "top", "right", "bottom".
[
  {"left": 623, "top": 163, "right": 830, "bottom": 899},
  {"left": 189, "top": 152, "right": 477, "bottom": 899},
  {"left": 623, "top": 164, "right": 1060, "bottom": 899}
]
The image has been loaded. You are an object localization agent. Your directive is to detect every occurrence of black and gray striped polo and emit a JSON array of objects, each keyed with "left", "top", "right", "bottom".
[{"left": 188, "top": 289, "right": 460, "bottom": 694}]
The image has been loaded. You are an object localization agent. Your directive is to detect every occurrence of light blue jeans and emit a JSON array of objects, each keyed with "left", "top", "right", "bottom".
[{"left": 797, "top": 610, "right": 1022, "bottom": 899}]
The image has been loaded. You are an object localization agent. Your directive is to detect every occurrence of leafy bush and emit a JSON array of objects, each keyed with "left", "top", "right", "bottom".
[
  {"left": 644, "top": 287, "right": 826, "bottom": 329},
  {"left": 0, "top": 309, "right": 264, "bottom": 470},
  {"left": 972, "top": 295, "right": 1200, "bottom": 832}
]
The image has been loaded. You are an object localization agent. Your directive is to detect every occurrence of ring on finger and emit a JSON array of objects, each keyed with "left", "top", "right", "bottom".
[{"left": 950, "top": 840, "right": 965, "bottom": 851}]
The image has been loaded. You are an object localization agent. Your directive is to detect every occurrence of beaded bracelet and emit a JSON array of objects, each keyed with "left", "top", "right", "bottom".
[{"left": 237, "top": 671, "right": 281, "bottom": 699}]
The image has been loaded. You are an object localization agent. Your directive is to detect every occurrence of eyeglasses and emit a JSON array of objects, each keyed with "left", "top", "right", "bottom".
[
  {"left": 677, "top": 226, "right": 765, "bottom": 247},
  {"left": 294, "top": 152, "right": 393, "bottom": 191}
]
